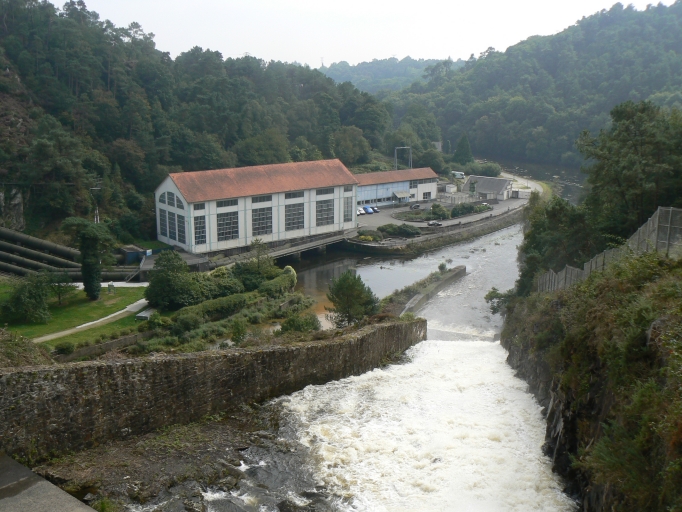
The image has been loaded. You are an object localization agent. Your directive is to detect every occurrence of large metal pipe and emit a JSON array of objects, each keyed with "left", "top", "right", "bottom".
[
  {"left": 0, "top": 251, "right": 59, "bottom": 272},
  {"left": 0, "top": 227, "right": 80, "bottom": 261},
  {"left": 0, "top": 260, "right": 36, "bottom": 276},
  {"left": 0, "top": 240, "right": 81, "bottom": 269}
]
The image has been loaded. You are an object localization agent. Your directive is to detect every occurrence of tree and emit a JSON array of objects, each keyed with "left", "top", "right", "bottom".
[
  {"left": 145, "top": 250, "right": 202, "bottom": 310},
  {"left": 333, "top": 126, "right": 371, "bottom": 166},
  {"left": 430, "top": 203, "right": 450, "bottom": 220},
  {"left": 453, "top": 134, "right": 474, "bottom": 164},
  {"left": 1, "top": 274, "right": 51, "bottom": 324},
  {"left": 62, "top": 218, "right": 116, "bottom": 301},
  {"left": 417, "top": 149, "right": 445, "bottom": 174},
  {"left": 47, "top": 271, "right": 78, "bottom": 305},
  {"left": 325, "top": 271, "right": 379, "bottom": 327}
]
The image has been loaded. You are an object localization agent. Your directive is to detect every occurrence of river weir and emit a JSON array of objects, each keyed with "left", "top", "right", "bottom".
[{"left": 203, "top": 225, "right": 575, "bottom": 512}]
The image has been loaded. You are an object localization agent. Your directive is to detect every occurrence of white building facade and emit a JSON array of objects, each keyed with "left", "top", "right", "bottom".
[
  {"left": 154, "top": 160, "right": 358, "bottom": 254},
  {"left": 355, "top": 168, "right": 439, "bottom": 207}
]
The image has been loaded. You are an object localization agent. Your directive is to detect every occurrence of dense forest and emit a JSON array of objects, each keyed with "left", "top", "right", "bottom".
[
  {"left": 384, "top": 2, "right": 682, "bottom": 166},
  {"left": 319, "top": 57, "right": 463, "bottom": 94},
  {"left": 0, "top": 0, "right": 393, "bottom": 240}
]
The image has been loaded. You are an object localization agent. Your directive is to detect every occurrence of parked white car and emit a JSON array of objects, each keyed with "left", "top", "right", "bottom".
[{"left": 357, "top": 208, "right": 365, "bottom": 215}]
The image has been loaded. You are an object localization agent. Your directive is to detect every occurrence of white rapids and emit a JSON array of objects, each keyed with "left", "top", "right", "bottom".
[{"left": 278, "top": 226, "right": 577, "bottom": 511}]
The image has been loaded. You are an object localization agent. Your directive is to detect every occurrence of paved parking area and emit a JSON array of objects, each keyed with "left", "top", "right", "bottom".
[{"left": 357, "top": 198, "right": 527, "bottom": 230}]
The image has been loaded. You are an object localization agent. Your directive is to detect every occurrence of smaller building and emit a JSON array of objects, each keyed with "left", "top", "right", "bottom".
[
  {"left": 355, "top": 168, "right": 439, "bottom": 207},
  {"left": 463, "top": 175, "right": 513, "bottom": 201}
]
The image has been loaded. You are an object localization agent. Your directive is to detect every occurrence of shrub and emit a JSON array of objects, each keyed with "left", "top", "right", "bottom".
[
  {"left": 438, "top": 262, "right": 447, "bottom": 273},
  {"left": 281, "top": 312, "right": 322, "bottom": 333},
  {"left": 230, "top": 318, "right": 248, "bottom": 344},
  {"left": 357, "top": 229, "right": 383, "bottom": 241},
  {"left": 258, "top": 266, "right": 297, "bottom": 298},
  {"left": 175, "top": 293, "right": 250, "bottom": 322},
  {"left": 377, "top": 224, "right": 421, "bottom": 238},
  {"left": 173, "top": 312, "right": 203, "bottom": 334},
  {"left": 451, "top": 202, "right": 476, "bottom": 217},
  {"left": 54, "top": 340, "right": 75, "bottom": 355},
  {"left": 1, "top": 273, "right": 51, "bottom": 324}
]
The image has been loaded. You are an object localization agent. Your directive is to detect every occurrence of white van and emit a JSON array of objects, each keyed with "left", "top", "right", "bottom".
[{"left": 453, "top": 171, "right": 465, "bottom": 179}]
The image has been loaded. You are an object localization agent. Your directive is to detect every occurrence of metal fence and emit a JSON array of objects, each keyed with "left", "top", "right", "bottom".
[{"left": 537, "top": 207, "right": 682, "bottom": 293}]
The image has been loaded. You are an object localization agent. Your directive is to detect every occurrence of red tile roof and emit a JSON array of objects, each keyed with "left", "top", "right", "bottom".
[
  {"left": 354, "top": 168, "right": 438, "bottom": 186},
  {"left": 169, "top": 160, "right": 358, "bottom": 203}
]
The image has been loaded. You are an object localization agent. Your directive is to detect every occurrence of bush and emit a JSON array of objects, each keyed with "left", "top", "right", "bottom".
[
  {"left": 377, "top": 224, "right": 421, "bottom": 238},
  {"left": 230, "top": 318, "right": 248, "bottom": 344},
  {"left": 258, "top": 266, "right": 297, "bottom": 298},
  {"left": 1, "top": 273, "right": 51, "bottom": 324},
  {"left": 173, "top": 312, "right": 203, "bottom": 334},
  {"left": 54, "top": 340, "right": 74, "bottom": 355},
  {"left": 438, "top": 262, "right": 447, "bottom": 273},
  {"left": 281, "top": 312, "right": 322, "bottom": 333},
  {"left": 430, "top": 203, "right": 450, "bottom": 220},
  {"left": 357, "top": 229, "right": 383, "bottom": 241},
  {"left": 175, "top": 293, "right": 250, "bottom": 322},
  {"left": 326, "top": 270, "right": 379, "bottom": 327},
  {"left": 148, "top": 311, "right": 172, "bottom": 329}
]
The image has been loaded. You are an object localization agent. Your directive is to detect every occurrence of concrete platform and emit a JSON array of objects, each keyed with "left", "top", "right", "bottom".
[{"left": 0, "top": 455, "right": 92, "bottom": 511}]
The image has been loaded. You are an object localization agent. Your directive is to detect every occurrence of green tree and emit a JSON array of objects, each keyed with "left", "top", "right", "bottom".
[
  {"left": 333, "top": 126, "right": 371, "bottom": 166},
  {"left": 62, "top": 218, "right": 116, "bottom": 301},
  {"left": 1, "top": 273, "right": 51, "bottom": 324},
  {"left": 453, "top": 134, "right": 474, "bottom": 164},
  {"left": 325, "top": 270, "right": 379, "bottom": 327},
  {"left": 430, "top": 203, "right": 450, "bottom": 220},
  {"left": 417, "top": 149, "right": 445, "bottom": 173},
  {"left": 145, "top": 250, "right": 202, "bottom": 310},
  {"left": 47, "top": 271, "right": 78, "bottom": 305}
]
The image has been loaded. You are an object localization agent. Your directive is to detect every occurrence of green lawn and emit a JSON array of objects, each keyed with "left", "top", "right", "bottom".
[
  {"left": 6, "top": 287, "right": 146, "bottom": 339},
  {"left": 38, "top": 315, "right": 140, "bottom": 350}
]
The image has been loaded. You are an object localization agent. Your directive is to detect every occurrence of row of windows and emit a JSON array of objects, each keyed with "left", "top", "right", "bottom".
[
  {"left": 163, "top": 199, "right": 350, "bottom": 245},
  {"left": 158, "top": 192, "right": 184, "bottom": 210},
  {"left": 358, "top": 197, "right": 393, "bottom": 205},
  {"left": 158, "top": 209, "right": 187, "bottom": 244},
  {"left": 409, "top": 178, "right": 438, "bottom": 188}
]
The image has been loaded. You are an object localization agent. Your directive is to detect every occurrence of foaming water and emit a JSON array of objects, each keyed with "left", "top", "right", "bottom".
[{"left": 278, "top": 226, "right": 576, "bottom": 511}]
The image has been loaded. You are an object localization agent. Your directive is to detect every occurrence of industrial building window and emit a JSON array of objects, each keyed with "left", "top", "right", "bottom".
[
  {"left": 159, "top": 192, "right": 166, "bottom": 204},
  {"left": 176, "top": 198, "right": 184, "bottom": 209},
  {"left": 217, "top": 199, "right": 238, "bottom": 208},
  {"left": 316, "top": 199, "right": 334, "bottom": 226},
  {"left": 252, "top": 195, "right": 272, "bottom": 204},
  {"left": 194, "top": 216, "right": 206, "bottom": 245},
  {"left": 285, "top": 191, "right": 304, "bottom": 199},
  {"left": 217, "top": 211, "right": 239, "bottom": 241},
  {"left": 177, "top": 215, "right": 186, "bottom": 244},
  {"left": 316, "top": 188, "right": 334, "bottom": 196},
  {"left": 422, "top": 192, "right": 432, "bottom": 200},
  {"left": 409, "top": 180, "right": 417, "bottom": 189},
  {"left": 343, "top": 197, "right": 353, "bottom": 222},
  {"left": 410, "top": 193, "right": 416, "bottom": 199},
  {"left": 159, "top": 209, "right": 167, "bottom": 237},
  {"left": 194, "top": 203, "right": 205, "bottom": 211},
  {"left": 167, "top": 192, "right": 176, "bottom": 208},
  {"left": 344, "top": 185, "right": 353, "bottom": 192},
  {"left": 285, "top": 203, "right": 305, "bottom": 231},
  {"left": 168, "top": 211, "right": 177, "bottom": 241},
  {"left": 252, "top": 207, "right": 272, "bottom": 236}
]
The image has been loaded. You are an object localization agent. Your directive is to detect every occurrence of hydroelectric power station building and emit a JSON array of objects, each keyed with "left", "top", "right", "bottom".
[{"left": 154, "top": 160, "right": 437, "bottom": 255}]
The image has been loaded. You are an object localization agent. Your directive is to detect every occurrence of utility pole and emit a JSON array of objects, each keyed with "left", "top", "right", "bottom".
[
  {"left": 90, "top": 179, "right": 102, "bottom": 224},
  {"left": 394, "top": 146, "right": 412, "bottom": 170}
]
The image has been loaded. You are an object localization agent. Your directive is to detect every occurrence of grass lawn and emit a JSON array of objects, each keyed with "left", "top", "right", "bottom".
[
  {"left": 38, "top": 315, "right": 140, "bottom": 350},
  {"left": 5, "top": 287, "right": 146, "bottom": 340}
]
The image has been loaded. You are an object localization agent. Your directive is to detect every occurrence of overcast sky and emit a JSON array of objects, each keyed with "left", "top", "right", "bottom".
[{"left": 83, "top": 1, "right": 669, "bottom": 67}]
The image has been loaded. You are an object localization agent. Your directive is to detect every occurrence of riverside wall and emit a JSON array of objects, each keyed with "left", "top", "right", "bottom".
[
  {"left": 402, "top": 265, "right": 467, "bottom": 315},
  {"left": 0, "top": 320, "right": 426, "bottom": 462}
]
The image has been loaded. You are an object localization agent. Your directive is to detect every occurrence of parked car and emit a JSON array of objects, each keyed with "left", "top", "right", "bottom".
[
  {"left": 357, "top": 208, "right": 365, "bottom": 215},
  {"left": 371, "top": 207, "right": 380, "bottom": 213},
  {"left": 362, "top": 206, "right": 374, "bottom": 214},
  {"left": 410, "top": 204, "right": 421, "bottom": 210},
  {"left": 427, "top": 221, "right": 443, "bottom": 227}
]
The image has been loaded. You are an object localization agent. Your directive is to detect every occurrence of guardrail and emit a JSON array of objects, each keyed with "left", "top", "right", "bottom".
[{"left": 537, "top": 207, "right": 682, "bottom": 292}]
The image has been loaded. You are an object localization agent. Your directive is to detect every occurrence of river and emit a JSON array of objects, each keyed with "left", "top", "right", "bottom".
[{"left": 202, "top": 226, "right": 577, "bottom": 511}]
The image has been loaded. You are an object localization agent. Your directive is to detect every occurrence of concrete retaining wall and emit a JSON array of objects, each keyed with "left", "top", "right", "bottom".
[
  {"left": 0, "top": 320, "right": 426, "bottom": 462},
  {"left": 402, "top": 266, "right": 467, "bottom": 314}
]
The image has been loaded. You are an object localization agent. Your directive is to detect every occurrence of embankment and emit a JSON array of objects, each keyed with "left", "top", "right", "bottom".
[
  {"left": 401, "top": 265, "right": 466, "bottom": 314},
  {"left": 0, "top": 319, "right": 426, "bottom": 462},
  {"left": 346, "top": 207, "right": 523, "bottom": 255},
  {"left": 501, "top": 253, "right": 682, "bottom": 511}
]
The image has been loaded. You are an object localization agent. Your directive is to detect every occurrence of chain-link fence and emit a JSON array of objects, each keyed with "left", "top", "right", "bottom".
[{"left": 537, "top": 207, "right": 682, "bottom": 293}]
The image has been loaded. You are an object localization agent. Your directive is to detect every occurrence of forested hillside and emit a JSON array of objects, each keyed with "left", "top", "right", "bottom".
[
  {"left": 319, "top": 57, "right": 464, "bottom": 93},
  {"left": 386, "top": 2, "right": 682, "bottom": 165},
  {"left": 0, "top": 0, "right": 392, "bottom": 240}
]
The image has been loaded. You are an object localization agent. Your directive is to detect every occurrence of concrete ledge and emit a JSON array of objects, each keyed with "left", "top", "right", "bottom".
[
  {"left": 402, "top": 266, "right": 467, "bottom": 315},
  {"left": 0, "top": 455, "right": 91, "bottom": 512}
]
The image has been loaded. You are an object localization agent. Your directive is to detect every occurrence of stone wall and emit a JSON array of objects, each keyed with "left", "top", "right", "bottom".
[
  {"left": 402, "top": 266, "right": 466, "bottom": 315},
  {"left": 0, "top": 320, "right": 426, "bottom": 462}
]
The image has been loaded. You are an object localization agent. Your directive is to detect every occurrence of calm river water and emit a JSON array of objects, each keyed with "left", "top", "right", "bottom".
[{"left": 203, "top": 226, "right": 577, "bottom": 511}]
